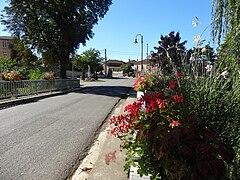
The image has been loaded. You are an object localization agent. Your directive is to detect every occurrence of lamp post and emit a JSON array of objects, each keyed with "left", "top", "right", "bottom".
[
  {"left": 146, "top": 43, "right": 149, "bottom": 69},
  {"left": 134, "top": 34, "right": 143, "bottom": 71}
]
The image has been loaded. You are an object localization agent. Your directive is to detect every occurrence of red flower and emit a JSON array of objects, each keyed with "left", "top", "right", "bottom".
[
  {"left": 110, "top": 114, "right": 132, "bottom": 137},
  {"left": 142, "top": 93, "right": 165, "bottom": 113},
  {"left": 133, "top": 76, "right": 143, "bottom": 91},
  {"left": 156, "top": 98, "right": 165, "bottom": 108},
  {"left": 169, "top": 80, "right": 177, "bottom": 90},
  {"left": 152, "top": 66, "right": 157, "bottom": 70},
  {"left": 124, "top": 100, "right": 142, "bottom": 119},
  {"left": 170, "top": 120, "right": 181, "bottom": 128},
  {"left": 110, "top": 100, "right": 143, "bottom": 137},
  {"left": 172, "top": 94, "right": 183, "bottom": 103},
  {"left": 175, "top": 71, "right": 182, "bottom": 78}
]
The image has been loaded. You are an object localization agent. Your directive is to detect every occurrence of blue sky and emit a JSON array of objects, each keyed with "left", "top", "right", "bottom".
[{"left": 0, "top": 0, "right": 214, "bottom": 61}]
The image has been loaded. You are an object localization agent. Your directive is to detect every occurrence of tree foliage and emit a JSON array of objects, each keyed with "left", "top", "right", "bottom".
[
  {"left": 0, "top": 56, "right": 17, "bottom": 73},
  {"left": 9, "top": 37, "right": 38, "bottom": 69},
  {"left": 153, "top": 31, "right": 187, "bottom": 74},
  {"left": 73, "top": 48, "right": 103, "bottom": 80},
  {"left": 217, "top": 33, "right": 240, "bottom": 65},
  {"left": 211, "top": 0, "right": 240, "bottom": 44},
  {"left": 211, "top": 1, "right": 240, "bottom": 178},
  {"left": 73, "top": 55, "right": 87, "bottom": 79},
  {"left": 1, "top": 0, "right": 112, "bottom": 78},
  {"left": 83, "top": 48, "right": 103, "bottom": 73},
  {"left": 189, "top": 44, "right": 216, "bottom": 75},
  {"left": 121, "top": 63, "right": 133, "bottom": 76}
]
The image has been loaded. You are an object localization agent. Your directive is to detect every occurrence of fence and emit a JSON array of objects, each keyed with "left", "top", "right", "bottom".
[{"left": 0, "top": 79, "right": 80, "bottom": 99}]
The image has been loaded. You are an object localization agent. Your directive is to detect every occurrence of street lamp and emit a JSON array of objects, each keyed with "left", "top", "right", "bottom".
[{"left": 134, "top": 34, "right": 143, "bottom": 71}]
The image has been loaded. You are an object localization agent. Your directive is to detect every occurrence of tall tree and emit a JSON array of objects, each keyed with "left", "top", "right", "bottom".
[
  {"left": 190, "top": 44, "right": 216, "bottom": 76},
  {"left": 73, "top": 55, "right": 88, "bottom": 80},
  {"left": 211, "top": 0, "right": 239, "bottom": 65},
  {"left": 211, "top": 0, "right": 240, "bottom": 44},
  {"left": 1, "top": 0, "right": 112, "bottom": 78},
  {"left": 153, "top": 31, "right": 187, "bottom": 74},
  {"left": 74, "top": 48, "right": 103, "bottom": 80}
]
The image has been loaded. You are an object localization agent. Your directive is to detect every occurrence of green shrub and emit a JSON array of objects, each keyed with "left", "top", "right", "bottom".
[
  {"left": 0, "top": 57, "right": 17, "bottom": 73},
  {"left": 29, "top": 68, "right": 42, "bottom": 80},
  {"left": 42, "top": 71, "right": 55, "bottom": 80},
  {"left": 114, "top": 52, "right": 239, "bottom": 179}
]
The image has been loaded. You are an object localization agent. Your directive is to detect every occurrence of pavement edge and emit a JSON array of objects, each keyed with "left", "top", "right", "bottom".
[{"left": 70, "top": 89, "right": 136, "bottom": 180}]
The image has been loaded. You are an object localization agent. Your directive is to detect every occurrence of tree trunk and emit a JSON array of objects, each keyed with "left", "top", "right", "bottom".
[
  {"left": 81, "top": 68, "right": 86, "bottom": 80},
  {"left": 87, "top": 65, "right": 91, "bottom": 80},
  {"left": 59, "top": 52, "right": 69, "bottom": 79},
  {"left": 94, "top": 70, "right": 98, "bottom": 80}
]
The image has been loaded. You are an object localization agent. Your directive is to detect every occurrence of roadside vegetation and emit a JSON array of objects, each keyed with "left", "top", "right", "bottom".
[
  {"left": 0, "top": 0, "right": 239, "bottom": 178},
  {"left": 0, "top": 0, "right": 112, "bottom": 79},
  {"left": 109, "top": 1, "right": 239, "bottom": 179}
]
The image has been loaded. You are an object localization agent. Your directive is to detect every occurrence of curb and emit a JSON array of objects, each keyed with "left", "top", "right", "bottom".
[{"left": 70, "top": 89, "right": 136, "bottom": 180}]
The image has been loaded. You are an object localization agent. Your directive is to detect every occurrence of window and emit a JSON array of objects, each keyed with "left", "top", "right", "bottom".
[{"left": 2, "top": 41, "right": 7, "bottom": 48}]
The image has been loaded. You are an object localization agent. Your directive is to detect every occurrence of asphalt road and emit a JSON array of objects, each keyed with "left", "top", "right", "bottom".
[{"left": 0, "top": 78, "right": 134, "bottom": 180}]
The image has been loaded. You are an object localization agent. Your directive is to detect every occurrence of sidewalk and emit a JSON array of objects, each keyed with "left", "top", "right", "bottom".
[{"left": 70, "top": 90, "right": 133, "bottom": 180}]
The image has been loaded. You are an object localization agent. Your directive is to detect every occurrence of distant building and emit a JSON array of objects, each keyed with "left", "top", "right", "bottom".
[
  {"left": 102, "top": 59, "right": 125, "bottom": 77},
  {"left": 131, "top": 59, "right": 150, "bottom": 72},
  {"left": 102, "top": 59, "right": 151, "bottom": 77},
  {"left": 0, "top": 36, "right": 14, "bottom": 58}
]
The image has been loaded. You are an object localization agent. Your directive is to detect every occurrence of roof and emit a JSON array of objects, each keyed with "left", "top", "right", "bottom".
[
  {"left": 131, "top": 59, "right": 149, "bottom": 65},
  {"left": 106, "top": 59, "right": 125, "bottom": 63},
  {"left": 102, "top": 59, "right": 125, "bottom": 68},
  {"left": 0, "top": 36, "right": 14, "bottom": 40},
  {"left": 102, "top": 60, "right": 125, "bottom": 65}
]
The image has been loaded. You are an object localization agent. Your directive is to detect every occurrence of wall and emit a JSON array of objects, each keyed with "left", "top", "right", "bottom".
[{"left": 0, "top": 37, "right": 13, "bottom": 58}]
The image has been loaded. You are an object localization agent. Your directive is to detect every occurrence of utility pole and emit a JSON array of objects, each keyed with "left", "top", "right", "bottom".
[
  {"left": 146, "top": 43, "right": 149, "bottom": 70},
  {"left": 105, "top": 49, "right": 107, "bottom": 77}
]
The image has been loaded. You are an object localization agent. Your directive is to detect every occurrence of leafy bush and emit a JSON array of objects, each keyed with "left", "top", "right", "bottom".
[
  {"left": 187, "top": 63, "right": 239, "bottom": 179},
  {"left": 0, "top": 57, "right": 17, "bottom": 74},
  {"left": 42, "top": 71, "right": 55, "bottom": 80},
  {"left": 111, "top": 70, "right": 238, "bottom": 179},
  {"left": 29, "top": 68, "right": 42, "bottom": 80},
  {"left": 133, "top": 72, "right": 167, "bottom": 92}
]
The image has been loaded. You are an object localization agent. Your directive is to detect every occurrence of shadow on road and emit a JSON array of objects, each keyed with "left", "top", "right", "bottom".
[
  {"left": 76, "top": 86, "right": 134, "bottom": 99},
  {"left": 0, "top": 86, "right": 136, "bottom": 110}
]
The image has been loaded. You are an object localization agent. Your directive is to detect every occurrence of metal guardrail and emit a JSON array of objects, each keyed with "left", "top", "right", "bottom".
[{"left": 0, "top": 79, "right": 80, "bottom": 99}]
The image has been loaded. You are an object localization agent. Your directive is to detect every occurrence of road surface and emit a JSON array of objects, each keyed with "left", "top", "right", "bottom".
[{"left": 0, "top": 78, "right": 134, "bottom": 180}]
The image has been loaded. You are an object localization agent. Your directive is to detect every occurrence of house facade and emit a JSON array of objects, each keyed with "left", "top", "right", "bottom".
[
  {"left": 0, "top": 36, "right": 14, "bottom": 58},
  {"left": 102, "top": 59, "right": 151, "bottom": 77},
  {"left": 102, "top": 59, "right": 125, "bottom": 77},
  {"left": 131, "top": 59, "right": 151, "bottom": 72}
]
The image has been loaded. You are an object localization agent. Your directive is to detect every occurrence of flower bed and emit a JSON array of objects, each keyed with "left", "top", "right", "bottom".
[
  {"left": 109, "top": 69, "right": 239, "bottom": 179},
  {"left": 2, "top": 71, "right": 22, "bottom": 81}
]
